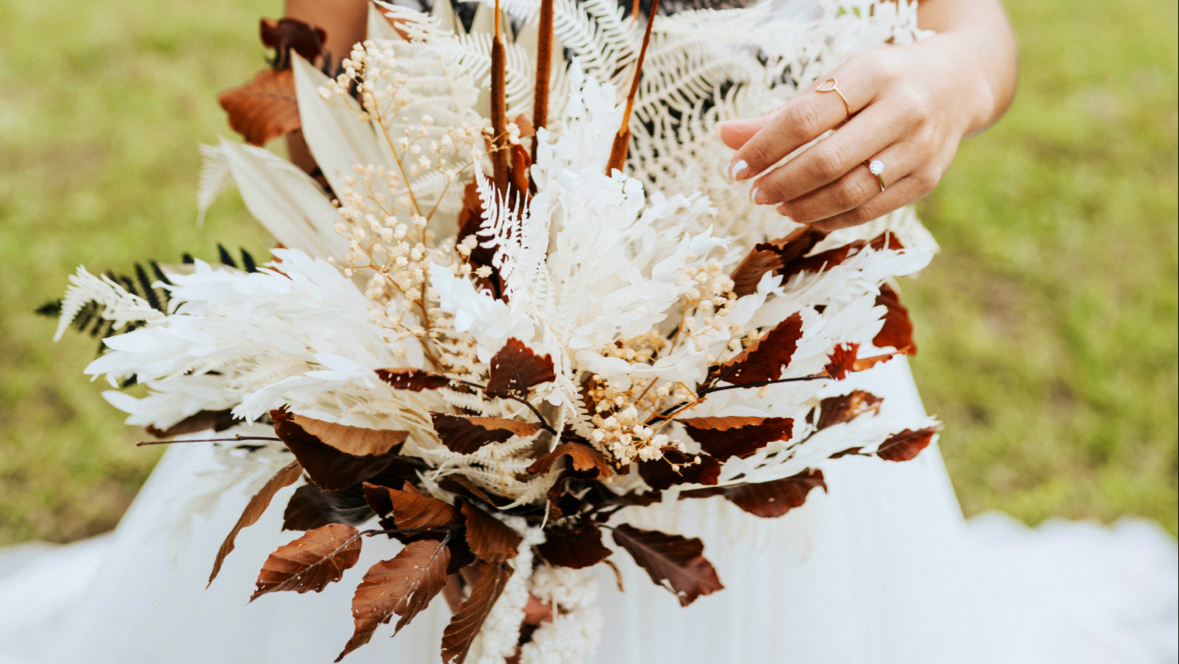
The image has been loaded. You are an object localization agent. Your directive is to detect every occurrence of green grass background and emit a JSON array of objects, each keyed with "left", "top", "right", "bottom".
[{"left": 0, "top": 0, "right": 1175, "bottom": 545}]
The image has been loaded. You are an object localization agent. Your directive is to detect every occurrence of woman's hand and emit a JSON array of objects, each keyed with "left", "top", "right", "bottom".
[{"left": 716, "top": 0, "right": 1017, "bottom": 232}]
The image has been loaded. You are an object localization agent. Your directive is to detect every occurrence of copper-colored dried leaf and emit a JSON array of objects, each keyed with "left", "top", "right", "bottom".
[
  {"left": 509, "top": 143, "right": 531, "bottom": 197},
  {"left": 251, "top": 524, "right": 362, "bottom": 601},
  {"left": 723, "top": 469, "right": 826, "bottom": 518},
  {"left": 875, "top": 427, "right": 938, "bottom": 462},
  {"left": 217, "top": 68, "right": 300, "bottom": 147},
  {"left": 362, "top": 482, "right": 462, "bottom": 531},
  {"left": 536, "top": 521, "right": 612, "bottom": 569},
  {"left": 271, "top": 408, "right": 400, "bottom": 490},
  {"left": 484, "top": 338, "right": 556, "bottom": 399},
  {"left": 512, "top": 113, "right": 536, "bottom": 139},
  {"left": 283, "top": 483, "right": 374, "bottom": 531},
  {"left": 779, "top": 241, "right": 863, "bottom": 281},
  {"left": 708, "top": 312, "right": 804, "bottom": 386},
  {"left": 431, "top": 414, "right": 542, "bottom": 455},
  {"left": 145, "top": 409, "right": 236, "bottom": 438},
  {"left": 527, "top": 441, "right": 613, "bottom": 478},
  {"left": 259, "top": 17, "right": 326, "bottom": 67},
  {"left": 440, "top": 562, "right": 513, "bottom": 664},
  {"left": 336, "top": 540, "right": 451, "bottom": 661},
  {"left": 873, "top": 283, "right": 916, "bottom": 355},
  {"left": 285, "top": 411, "right": 407, "bottom": 457},
  {"left": 679, "top": 416, "right": 794, "bottom": 461},
  {"left": 815, "top": 390, "right": 883, "bottom": 430},
  {"left": 460, "top": 501, "right": 521, "bottom": 563},
  {"left": 376, "top": 368, "right": 452, "bottom": 391},
  {"left": 612, "top": 524, "right": 723, "bottom": 607},
  {"left": 638, "top": 449, "right": 721, "bottom": 491},
  {"left": 823, "top": 342, "right": 860, "bottom": 380},
  {"left": 852, "top": 352, "right": 898, "bottom": 372},
  {"left": 209, "top": 461, "right": 303, "bottom": 585},
  {"left": 729, "top": 226, "right": 826, "bottom": 296},
  {"left": 456, "top": 181, "right": 501, "bottom": 296}
]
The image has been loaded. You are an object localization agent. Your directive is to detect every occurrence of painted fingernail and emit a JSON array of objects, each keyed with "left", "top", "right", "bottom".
[
  {"left": 749, "top": 187, "right": 770, "bottom": 205},
  {"left": 776, "top": 203, "right": 791, "bottom": 217},
  {"left": 727, "top": 159, "right": 749, "bottom": 181},
  {"left": 712, "top": 121, "right": 726, "bottom": 137}
]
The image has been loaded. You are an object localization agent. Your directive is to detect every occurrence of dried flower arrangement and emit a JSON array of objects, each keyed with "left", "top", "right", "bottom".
[{"left": 51, "top": 1, "right": 940, "bottom": 662}]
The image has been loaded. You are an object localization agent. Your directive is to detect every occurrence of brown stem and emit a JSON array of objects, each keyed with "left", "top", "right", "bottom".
[
  {"left": 531, "top": 0, "right": 555, "bottom": 171},
  {"left": 490, "top": 0, "right": 509, "bottom": 192},
  {"left": 136, "top": 435, "right": 281, "bottom": 447},
  {"left": 605, "top": 0, "right": 660, "bottom": 174}
]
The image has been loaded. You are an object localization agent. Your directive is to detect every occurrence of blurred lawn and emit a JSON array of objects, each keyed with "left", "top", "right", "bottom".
[{"left": 0, "top": 0, "right": 1175, "bottom": 545}]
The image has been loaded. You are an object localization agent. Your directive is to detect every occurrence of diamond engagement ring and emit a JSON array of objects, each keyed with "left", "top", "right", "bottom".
[{"left": 867, "top": 159, "right": 886, "bottom": 192}]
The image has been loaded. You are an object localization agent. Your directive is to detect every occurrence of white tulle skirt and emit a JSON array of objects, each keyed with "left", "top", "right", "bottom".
[{"left": 1, "top": 359, "right": 1175, "bottom": 664}]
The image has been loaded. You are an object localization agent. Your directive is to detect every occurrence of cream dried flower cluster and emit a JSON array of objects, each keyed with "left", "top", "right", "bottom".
[{"left": 53, "top": 2, "right": 943, "bottom": 663}]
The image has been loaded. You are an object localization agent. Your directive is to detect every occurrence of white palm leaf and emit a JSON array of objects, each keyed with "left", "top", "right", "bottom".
[{"left": 196, "top": 143, "right": 232, "bottom": 227}]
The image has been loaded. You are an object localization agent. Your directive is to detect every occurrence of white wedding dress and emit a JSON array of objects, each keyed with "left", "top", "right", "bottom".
[{"left": 1, "top": 360, "right": 1175, "bottom": 664}]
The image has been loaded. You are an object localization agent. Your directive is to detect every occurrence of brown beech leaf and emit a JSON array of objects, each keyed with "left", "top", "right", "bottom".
[
  {"left": 259, "top": 17, "right": 326, "bottom": 68},
  {"left": 210, "top": 461, "right": 302, "bottom": 585},
  {"left": 336, "top": 540, "right": 451, "bottom": 661},
  {"left": 708, "top": 312, "right": 804, "bottom": 386},
  {"left": 145, "top": 409, "right": 236, "bottom": 438},
  {"left": 639, "top": 449, "right": 721, "bottom": 491},
  {"left": 723, "top": 469, "right": 826, "bottom": 518},
  {"left": 484, "top": 338, "right": 556, "bottom": 399},
  {"left": 876, "top": 427, "right": 938, "bottom": 462},
  {"left": 271, "top": 408, "right": 401, "bottom": 491},
  {"left": 440, "top": 562, "right": 513, "bottom": 664},
  {"left": 376, "top": 368, "right": 452, "bottom": 391},
  {"left": 509, "top": 143, "right": 531, "bottom": 198},
  {"left": 283, "top": 483, "right": 374, "bottom": 531},
  {"left": 362, "top": 482, "right": 462, "bottom": 531},
  {"left": 823, "top": 342, "right": 860, "bottom": 380},
  {"left": 456, "top": 181, "right": 502, "bottom": 297},
  {"left": 679, "top": 416, "right": 794, "bottom": 462},
  {"left": 251, "top": 524, "right": 362, "bottom": 601},
  {"left": 815, "top": 390, "right": 883, "bottom": 430},
  {"left": 431, "top": 414, "right": 542, "bottom": 455},
  {"left": 729, "top": 226, "right": 827, "bottom": 296},
  {"left": 780, "top": 241, "right": 864, "bottom": 281},
  {"left": 536, "top": 521, "right": 612, "bottom": 569},
  {"left": 217, "top": 68, "right": 300, "bottom": 147},
  {"left": 460, "top": 501, "right": 521, "bottom": 563},
  {"left": 526, "top": 441, "right": 613, "bottom": 478},
  {"left": 612, "top": 524, "right": 723, "bottom": 607},
  {"left": 873, "top": 283, "right": 916, "bottom": 355}
]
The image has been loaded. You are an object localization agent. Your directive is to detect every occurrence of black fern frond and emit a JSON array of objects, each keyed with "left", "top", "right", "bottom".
[
  {"left": 36, "top": 300, "right": 62, "bottom": 318},
  {"left": 240, "top": 248, "right": 257, "bottom": 273},
  {"left": 217, "top": 244, "right": 238, "bottom": 268},
  {"left": 182, "top": 253, "right": 195, "bottom": 264},
  {"left": 150, "top": 261, "right": 173, "bottom": 286},
  {"left": 134, "top": 263, "right": 163, "bottom": 312}
]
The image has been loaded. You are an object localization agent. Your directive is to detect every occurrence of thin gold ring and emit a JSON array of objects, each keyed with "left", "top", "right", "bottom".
[{"left": 816, "top": 77, "right": 852, "bottom": 118}]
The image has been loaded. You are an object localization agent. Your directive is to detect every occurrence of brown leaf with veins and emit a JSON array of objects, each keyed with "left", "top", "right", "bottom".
[
  {"left": 210, "top": 460, "right": 302, "bottom": 585},
  {"left": 527, "top": 441, "right": 613, "bottom": 478},
  {"left": 259, "top": 17, "right": 325, "bottom": 69},
  {"left": 729, "top": 226, "right": 827, "bottom": 296},
  {"left": 875, "top": 427, "right": 938, "bottom": 462},
  {"left": 612, "top": 524, "right": 723, "bottom": 607},
  {"left": 484, "top": 338, "right": 556, "bottom": 399},
  {"left": 282, "top": 483, "right": 374, "bottom": 531},
  {"left": 536, "top": 521, "right": 612, "bottom": 569},
  {"left": 814, "top": 390, "right": 883, "bottom": 430},
  {"left": 336, "top": 540, "right": 451, "bottom": 661},
  {"left": 440, "top": 562, "right": 513, "bottom": 664},
  {"left": 271, "top": 408, "right": 401, "bottom": 490},
  {"left": 823, "top": 342, "right": 860, "bottom": 380},
  {"left": 708, "top": 312, "right": 804, "bottom": 387},
  {"left": 217, "top": 68, "right": 300, "bottom": 147},
  {"left": 460, "top": 500, "right": 521, "bottom": 563},
  {"left": 679, "top": 416, "right": 794, "bottom": 461},
  {"left": 873, "top": 283, "right": 917, "bottom": 355},
  {"left": 362, "top": 482, "right": 462, "bottom": 531},
  {"left": 723, "top": 469, "right": 826, "bottom": 518},
  {"left": 431, "top": 414, "right": 542, "bottom": 455},
  {"left": 145, "top": 409, "right": 236, "bottom": 439},
  {"left": 376, "top": 368, "right": 453, "bottom": 391},
  {"left": 251, "top": 524, "right": 362, "bottom": 601}
]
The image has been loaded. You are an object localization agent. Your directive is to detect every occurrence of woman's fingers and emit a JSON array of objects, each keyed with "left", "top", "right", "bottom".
[
  {"left": 795, "top": 170, "right": 940, "bottom": 232},
  {"left": 721, "top": 66, "right": 881, "bottom": 181},
  {"left": 772, "top": 141, "right": 915, "bottom": 222},
  {"left": 748, "top": 100, "right": 913, "bottom": 206}
]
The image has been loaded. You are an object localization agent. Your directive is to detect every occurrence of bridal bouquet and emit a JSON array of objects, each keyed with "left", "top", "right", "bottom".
[{"left": 50, "top": 1, "right": 940, "bottom": 662}]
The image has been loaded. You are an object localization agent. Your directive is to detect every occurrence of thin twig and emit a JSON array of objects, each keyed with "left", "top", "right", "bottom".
[{"left": 136, "top": 435, "right": 281, "bottom": 447}]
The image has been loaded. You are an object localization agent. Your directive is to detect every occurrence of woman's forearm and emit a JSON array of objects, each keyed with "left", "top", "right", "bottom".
[{"left": 917, "top": 0, "right": 1019, "bottom": 134}]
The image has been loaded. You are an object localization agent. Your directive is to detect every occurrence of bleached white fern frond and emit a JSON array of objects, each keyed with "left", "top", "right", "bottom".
[
  {"left": 55, "top": 266, "right": 164, "bottom": 342},
  {"left": 196, "top": 143, "right": 232, "bottom": 227},
  {"left": 430, "top": 34, "right": 536, "bottom": 118}
]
